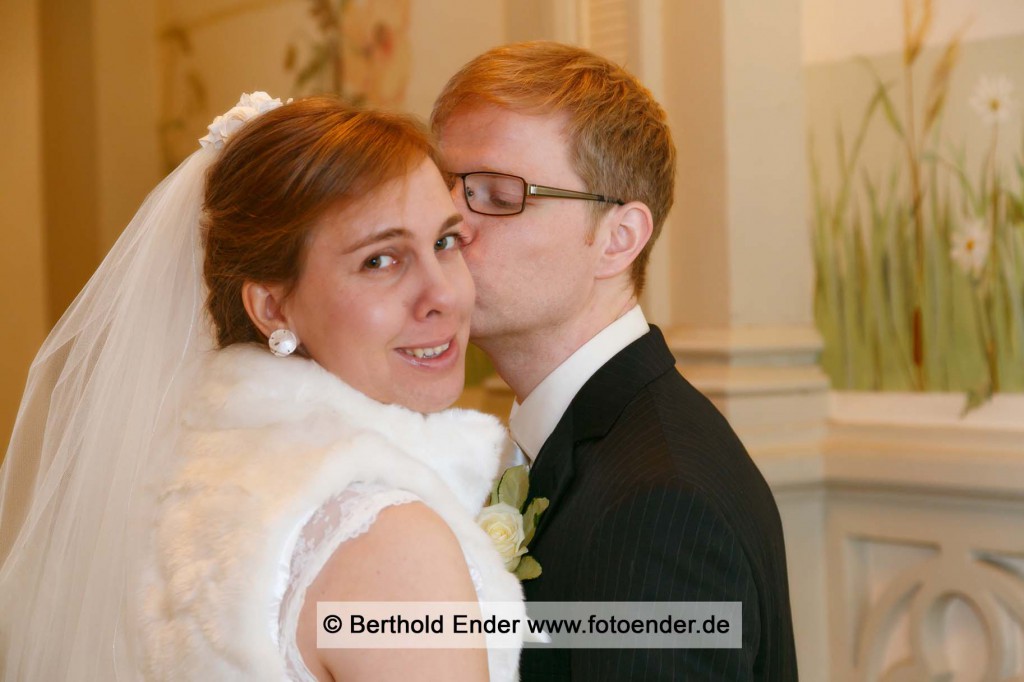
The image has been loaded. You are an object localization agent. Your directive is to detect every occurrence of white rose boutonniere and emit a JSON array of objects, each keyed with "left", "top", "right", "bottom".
[
  {"left": 478, "top": 503, "right": 528, "bottom": 570},
  {"left": 477, "top": 465, "right": 548, "bottom": 581}
]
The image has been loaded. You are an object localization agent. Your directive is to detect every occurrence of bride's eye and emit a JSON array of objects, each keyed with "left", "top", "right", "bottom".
[
  {"left": 435, "top": 234, "right": 461, "bottom": 251},
  {"left": 364, "top": 254, "right": 396, "bottom": 270}
]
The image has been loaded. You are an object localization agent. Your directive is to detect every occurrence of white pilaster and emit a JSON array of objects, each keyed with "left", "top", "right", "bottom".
[{"left": 657, "top": 1, "right": 830, "bottom": 676}]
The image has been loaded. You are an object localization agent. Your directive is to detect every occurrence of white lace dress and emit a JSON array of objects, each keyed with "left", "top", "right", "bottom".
[
  {"left": 137, "top": 345, "right": 524, "bottom": 681},
  {"left": 278, "top": 483, "right": 430, "bottom": 680}
]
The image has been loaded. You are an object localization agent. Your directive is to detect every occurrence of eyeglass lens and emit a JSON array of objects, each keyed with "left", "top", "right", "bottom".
[{"left": 463, "top": 173, "right": 525, "bottom": 216}]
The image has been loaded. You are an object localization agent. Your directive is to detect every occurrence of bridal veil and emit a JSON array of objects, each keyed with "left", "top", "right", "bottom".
[{"left": 0, "top": 146, "right": 214, "bottom": 679}]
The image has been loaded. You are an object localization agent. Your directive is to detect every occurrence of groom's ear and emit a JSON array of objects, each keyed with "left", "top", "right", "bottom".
[
  {"left": 593, "top": 202, "right": 654, "bottom": 280},
  {"left": 241, "top": 281, "right": 292, "bottom": 339}
]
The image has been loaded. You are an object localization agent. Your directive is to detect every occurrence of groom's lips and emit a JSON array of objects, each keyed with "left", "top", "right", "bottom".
[{"left": 394, "top": 337, "right": 460, "bottom": 369}]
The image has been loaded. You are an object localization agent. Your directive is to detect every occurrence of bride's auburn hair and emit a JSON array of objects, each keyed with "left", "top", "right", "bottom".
[{"left": 202, "top": 96, "right": 441, "bottom": 347}]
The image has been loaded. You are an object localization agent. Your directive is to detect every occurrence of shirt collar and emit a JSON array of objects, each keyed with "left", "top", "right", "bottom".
[{"left": 508, "top": 305, "right": 649, "bottom": 463}]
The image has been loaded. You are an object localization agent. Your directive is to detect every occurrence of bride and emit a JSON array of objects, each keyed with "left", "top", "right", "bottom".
[{"left": 0, "top": 93, "right": 524, "bottom": 680}]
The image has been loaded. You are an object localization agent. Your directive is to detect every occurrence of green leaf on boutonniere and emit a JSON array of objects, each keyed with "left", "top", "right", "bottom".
[
  {"left": 489, "top": 472, "right": 502, "bottom": 506},
  {"left": 514, "top": 555, "right": 542, "bottom": 581},
  {"left": 522, "top": 496, "right": 549, "bottom": 546},
  {"left": 497, "top": 465, "right": 529, "bottom": 510}
]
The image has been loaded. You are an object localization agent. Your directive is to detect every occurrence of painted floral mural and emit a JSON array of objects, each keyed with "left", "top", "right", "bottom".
[
  {"left": 811, "top": 0, "right": 1024, "bottom": 408},
  {"left": 285, "top": 0, "right": 411, "bottom": 105},
  {"left": 159, "top": 0, "right": 412, "bottom": 170}
]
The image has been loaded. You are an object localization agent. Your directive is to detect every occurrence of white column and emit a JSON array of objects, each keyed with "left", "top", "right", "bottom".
[{"left": 658, "top": 1, "right": 830, "bottom": 677}]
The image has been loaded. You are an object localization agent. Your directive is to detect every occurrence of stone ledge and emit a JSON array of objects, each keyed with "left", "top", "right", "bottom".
[
  {"left": 679, "top": 363, "right": 830, "bottom": 397},
  {"left": 666, "top": 325, "right": 823, "bottom": 367},
  {"left": 823, "top": 391, "right": 1024, "bottom": 499}
]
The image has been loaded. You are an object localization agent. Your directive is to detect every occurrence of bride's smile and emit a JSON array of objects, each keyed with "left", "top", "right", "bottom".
[{"left": 397, "top": 338, "right": 455, "bottom": 361}]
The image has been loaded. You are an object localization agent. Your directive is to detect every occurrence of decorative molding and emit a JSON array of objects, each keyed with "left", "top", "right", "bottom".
[
  {"left": 828, "top": 494, "right": 1024, "bottom": 681},
  {"left": 826, "top": 390, "right": 1024, "bottom": 681},
  {"left": 677, "top": 364, "right": 830, "bottom": 396},
  {"left": 749, "top": 445, "right": 824, "bottom": 490},
  {"left": 666, "top": 325, "right": 824, "bottom": 367},
  {"left": 831, "top": 391, "right": 1024, "bottom": 433},
  {"left": 827, "top": 392, "right": 1024, "bottom": 499}
]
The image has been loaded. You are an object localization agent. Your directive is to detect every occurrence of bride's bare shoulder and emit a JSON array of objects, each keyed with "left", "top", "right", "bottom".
[
  {"left": 296, "top": 501, "right": 489, "bottom": 681},
  {"left": 315, "top": 501, "right": 475, "bottom": 600}
]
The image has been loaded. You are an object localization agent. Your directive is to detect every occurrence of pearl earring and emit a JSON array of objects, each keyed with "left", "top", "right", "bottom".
[{"left": 268, "top": 329, "right": 298, "bottom": 357}]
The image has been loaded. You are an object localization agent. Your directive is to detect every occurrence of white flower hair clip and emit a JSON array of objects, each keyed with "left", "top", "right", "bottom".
[{"left": 199, "top": 91, "right": 292, "bottom": 150}]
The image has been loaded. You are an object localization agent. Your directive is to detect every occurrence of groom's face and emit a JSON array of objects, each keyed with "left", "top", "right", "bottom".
[{"left": 437, "top": 104, "right": 603, "bottom": 345}]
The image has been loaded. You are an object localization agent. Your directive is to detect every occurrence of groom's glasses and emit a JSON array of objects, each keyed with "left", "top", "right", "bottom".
[{"left": 450, "top": 171, "right": 625, "bottom": 216}]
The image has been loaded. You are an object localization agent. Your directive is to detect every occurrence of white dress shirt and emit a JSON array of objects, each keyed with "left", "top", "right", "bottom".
[{"left": 508, "top": 305, "right": 650, "bottom": 464}]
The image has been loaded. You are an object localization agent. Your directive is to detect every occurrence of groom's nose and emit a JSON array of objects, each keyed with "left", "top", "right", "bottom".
[{"left": 459, "top": 217, "right": 481, "bottom": 248}]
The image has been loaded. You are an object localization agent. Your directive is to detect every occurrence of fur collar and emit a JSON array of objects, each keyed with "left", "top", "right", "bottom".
[
  {"left": 183, "top": 343, "right": 507, "bottom": 513},
  {"left": 139, "top": 344, "right": 522, "bottom": 682}
]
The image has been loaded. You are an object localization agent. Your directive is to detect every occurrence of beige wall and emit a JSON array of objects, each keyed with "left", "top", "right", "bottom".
[
  {"left": 41, "top": 0, "right": 100, "bottom": 322},
  {"left": 406, "top": 0, "right": 507, "bottom": 119},
  {"left": 0, "top": 0, "right": 48, "bottom": 452},
  {"left": 40, "top": 0, "right": 161, "bottom": 320},
  {"left": 94, "top": 0, "right": 161, "bottom": 249}
]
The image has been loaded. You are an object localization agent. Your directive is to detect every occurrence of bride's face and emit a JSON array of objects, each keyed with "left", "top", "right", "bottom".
[{"left": 282, "top": 157, "right": 474, "bottom": 412}]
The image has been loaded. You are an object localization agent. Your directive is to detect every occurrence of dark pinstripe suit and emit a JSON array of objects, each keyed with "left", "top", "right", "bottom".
[{"left": 519, "top": 326, "right": 797, "bottom": 680}]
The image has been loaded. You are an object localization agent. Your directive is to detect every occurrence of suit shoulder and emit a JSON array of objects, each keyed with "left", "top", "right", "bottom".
[
  {"left": 579, "top": 374, "right": 790, "bottom": 586},
  {"left": 592, "top": 371, "right": 758, "bottom": 488}
]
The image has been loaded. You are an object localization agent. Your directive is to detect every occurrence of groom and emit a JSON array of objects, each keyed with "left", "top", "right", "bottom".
[{"left": 433, "top": 42, "right": 797, "bottom": 680}]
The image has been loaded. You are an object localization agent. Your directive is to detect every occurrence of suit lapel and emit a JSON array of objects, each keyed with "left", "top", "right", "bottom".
[
  {"left": 525, "top": 326, "right": 677, "bottom": 548},
  {"left": 525, "top": 407, "right": 574, "bottom": 546}
]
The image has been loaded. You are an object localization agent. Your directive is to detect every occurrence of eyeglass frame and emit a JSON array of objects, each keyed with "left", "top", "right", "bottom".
[{"left": 450, "top": 171, "right": 625, "bottom": 216}]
